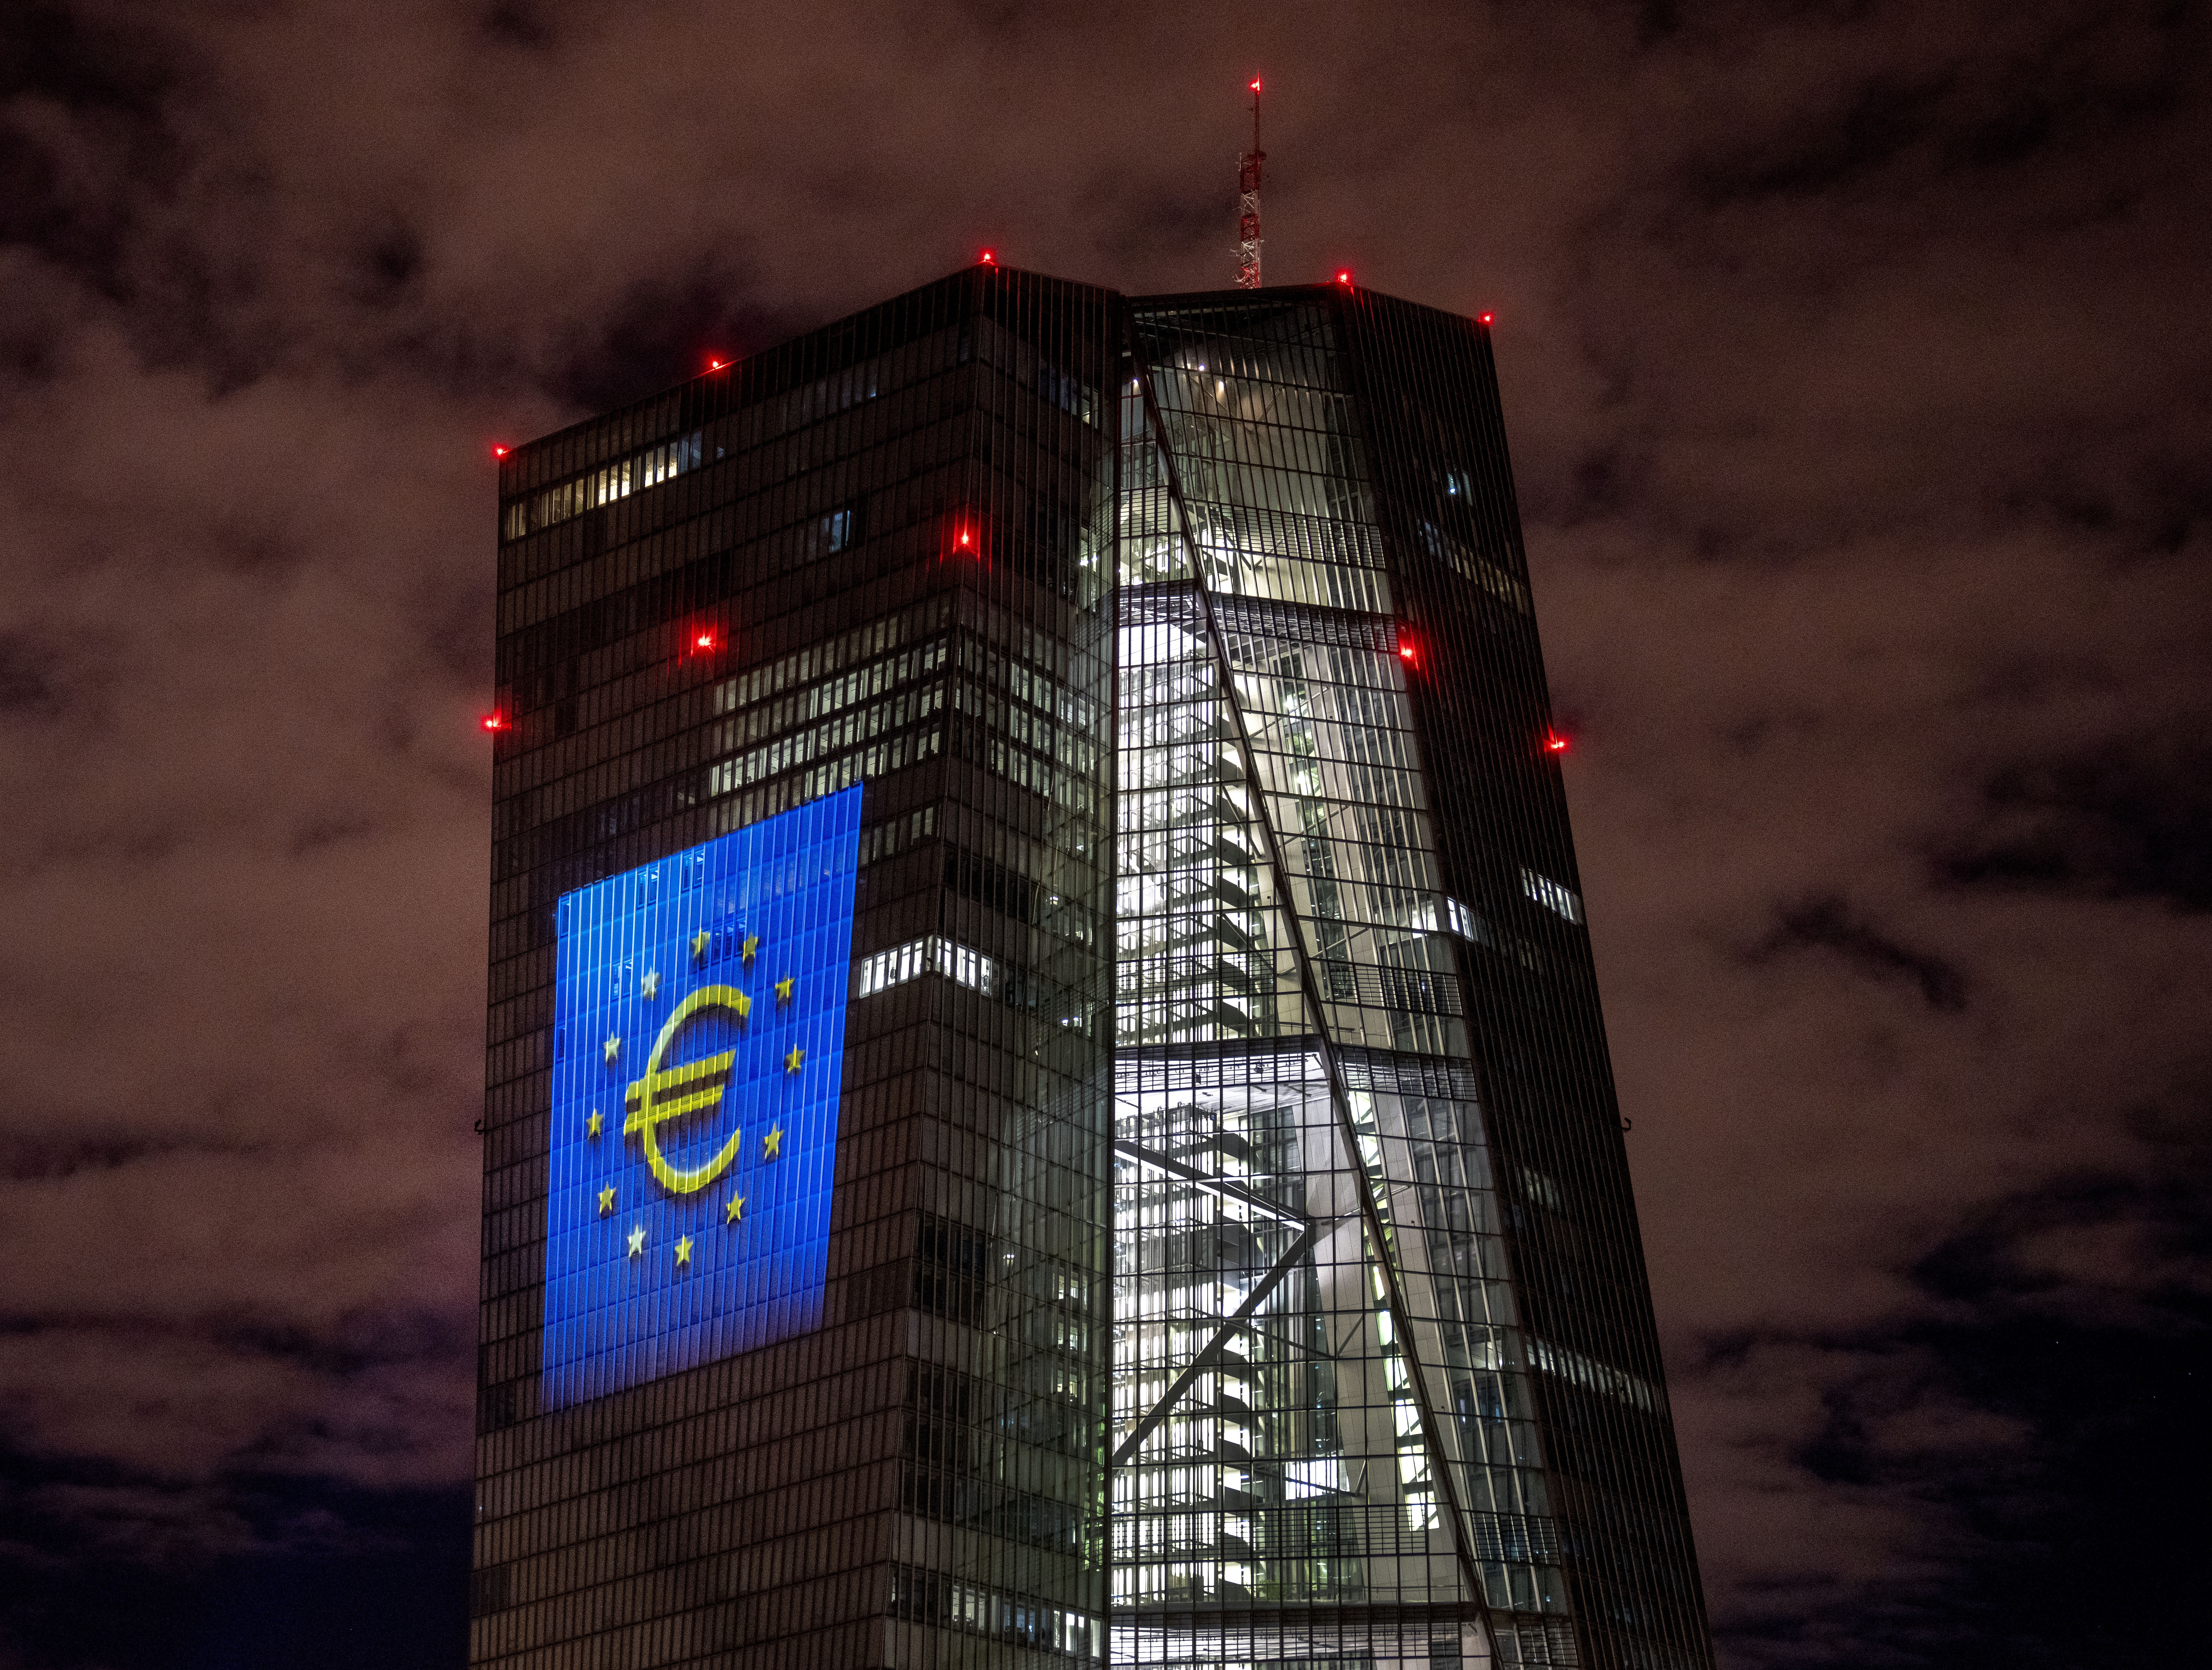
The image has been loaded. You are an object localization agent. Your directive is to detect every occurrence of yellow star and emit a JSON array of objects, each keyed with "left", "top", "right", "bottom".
[
  {"left": 674, "top": 1235, "right": 694, "bottom": 1268},
  {"left": 585, "top": 1109, "right": 603, "bottom": 1139},
  {"left": 784, "top": 1047, "right": 803, "bottom": 1074},
  {"left": 775, "top": 975, "right": 794, "bottom": 1005},
  {"left": 641, "top": 969, "right": 660, "bottom": 1000},
  {"left": 763, "top": 1126, "right": 783, "bottom": 1160},
  {"left": 690, "top": 929, "right": 711, "bottom": 963},
  {"left": 626, "top": 1224, "right": 645, "bottom": 1258},
  {"left": 597, "top": 1185, "right": 616, "bottom": 1216},
  {"left": 603, "top": 1034, "right": 620, "bottom": 1064},
  {"left": 724, "top": 1193, "right": 746, "bottom": 1224},
  {"left": 741, "top": 933, "right": 759, "bottom": 966}
]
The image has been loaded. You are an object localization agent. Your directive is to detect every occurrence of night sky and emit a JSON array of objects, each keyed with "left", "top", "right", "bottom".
[{"left": 2, "top": 3, "right": 2207, "bottom": 1667}]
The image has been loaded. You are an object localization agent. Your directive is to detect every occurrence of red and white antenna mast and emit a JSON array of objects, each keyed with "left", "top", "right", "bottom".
[{"left": 1237, "top": 78, "right": 1264, "bottom": 289}]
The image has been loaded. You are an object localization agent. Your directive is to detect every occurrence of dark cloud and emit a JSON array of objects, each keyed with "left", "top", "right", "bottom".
[
  {"left": 476, "top": 3, "right": 556, "bottom": 54},
  {"left": 0, "top": 0, "right": 2207, "bottom": 1665},
  {"left": 0, "top": 631, "right": 74, "bottom": 719},
  {"left": 0, "top": 6, "right": 172, "bottom": 112},
  {"left": 1937, "top": 733, "right": 2212, "bottom": 909},
  {"left": 550, "top": 259, "right": 796, "bottom": 415},
  {"left": 1760, "top": 894, "right": 1971, "bottom": 1013},
  {"left": 0, "top": 1454, "right": 469, "bottom": 1670},
  {"left": 349, "top": 220, "right": 426, "bottom": 311}
]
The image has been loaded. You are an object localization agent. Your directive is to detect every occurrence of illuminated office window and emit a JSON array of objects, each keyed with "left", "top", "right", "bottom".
[{"left": 1521, "top": 867, "right": 1584, "bottom": 925}]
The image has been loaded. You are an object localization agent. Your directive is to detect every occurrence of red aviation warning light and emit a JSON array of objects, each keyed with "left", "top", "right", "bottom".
[
  {"left": 490, "top": 444, "right": 510, "bottom": 459},
  {"left": 1250, "top": 77, "right": 1261, "bottom": 92},
  {"left": 481, "top": 711, "right": 507, "bottom": 733},
  {"left": 692, "top": 629, "right": 720, "bottom": 654},
  {"left": 979, "top": 250, "right": 996, "bottom": 265},
  {"left": 1336, "top": 269, "right": 1354, "bottom": 287},
  {"left": 1398, "top": 640, "right": 1418, "bottom": 667},
  {"left": 1545, "top": 729, "right": 1570, "bottom": 754},
  {"left": 705, "top": 356, "right": 727, "bottom": 372},
  {"left": 944, "top": 517, "right": 983, "bottom": 564},
  {"left": 1479, "top": 312, "right": 1494, "bottom": 326}
]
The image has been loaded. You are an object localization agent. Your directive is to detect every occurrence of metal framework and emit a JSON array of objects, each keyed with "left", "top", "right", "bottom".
[
  {"left": 1236, "top": 79, "right": 1264, "bottom": 289},
  {"left": 1123, "top": 340, "right": 1498, "bottom": 1646}
]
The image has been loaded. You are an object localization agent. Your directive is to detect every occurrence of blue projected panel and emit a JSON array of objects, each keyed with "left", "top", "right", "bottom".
[{"left": 542, "top": 786, "right": 862, "bottom": 1408}]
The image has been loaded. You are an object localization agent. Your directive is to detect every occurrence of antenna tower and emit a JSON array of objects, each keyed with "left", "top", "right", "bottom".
[{"left": 1237, "top": 79, "right": 1264, "bottom": 289}]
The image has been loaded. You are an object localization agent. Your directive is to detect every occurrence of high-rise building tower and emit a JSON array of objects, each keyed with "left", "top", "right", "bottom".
[{"left": 473, "top": 265, "right": 1712, "bottom": 1670}]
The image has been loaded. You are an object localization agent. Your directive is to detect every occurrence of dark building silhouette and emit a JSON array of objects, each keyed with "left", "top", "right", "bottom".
[{"left": 473, "top": 264, "right": 1712, "bottom": 1670}]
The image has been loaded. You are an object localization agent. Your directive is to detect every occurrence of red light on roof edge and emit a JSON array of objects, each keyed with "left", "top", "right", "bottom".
[
  {"left": 481, "top": 712, "right": 506, "bottom": 732},
  {"left": 1545, "top": 730, "right": 1570, "bottom": 753},
  {"left": 1250, "top": 78, "right": 1262, "bottom": 92},
  {"left": 980, "top": 250, "right": 996, "bottom": 265},
  {"left": 706, "top": 357, "right": 726, "bottom": 371},
  {"left": 1336, "top": 270, "right": 1352, "bottom": 286},
  {"left": 491, "top": 444, "right": 509, "bottom": 459},
  {"left": 1479, "top": 312, "right": 1493, "bottom": 325}
]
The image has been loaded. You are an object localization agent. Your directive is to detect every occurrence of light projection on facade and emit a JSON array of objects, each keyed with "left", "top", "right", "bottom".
[{"left": 540, "top": 786, "right": 862, "bottom": 1407}]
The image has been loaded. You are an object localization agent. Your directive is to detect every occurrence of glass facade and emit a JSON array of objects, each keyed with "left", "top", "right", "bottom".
[
  {"left": 474, "top": 269, "right": 1710, "bottom": 1670},
  {"left": 1107, "top": 294, "right": 1709, "bottom": 1670},
  {"left": 477, "top": 267, "right": 1116, "bottom": 1670}
]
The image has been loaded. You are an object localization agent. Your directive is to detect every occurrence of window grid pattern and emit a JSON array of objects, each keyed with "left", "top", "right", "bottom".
[
  {"left": 1334, "top": 290, "right": 1717, "bottom": 1670},
  {"left": 1110, "top": 309, "right": 1559, "bottom": 1670},
  {"left": 1107, "top": 291, "right": 1712, "bottom": 1670},
  {"left": 1121, "top": 304, "right": 1391, "bottom": 614},
  {"left": 476, "top": 267, "right": 1116, "bottom": 1670}
]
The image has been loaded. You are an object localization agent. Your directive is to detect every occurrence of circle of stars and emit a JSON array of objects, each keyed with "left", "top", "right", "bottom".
[{"left": 593, "top": 922, "right": 806, "bottom": 1271}]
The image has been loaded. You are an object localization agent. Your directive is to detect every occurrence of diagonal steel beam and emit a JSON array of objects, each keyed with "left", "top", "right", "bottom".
[
  {"left": 1107, "top": 1213, "right": 1349, "bottom": 1471},
  {"left": 1113, "top": 1136, "right": 1309, "bottom": 1226}
]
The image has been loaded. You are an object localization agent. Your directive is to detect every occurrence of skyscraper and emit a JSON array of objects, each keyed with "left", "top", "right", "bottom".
[{"left": 473, "top": 264, "right": 1712, "bottom": 1670}]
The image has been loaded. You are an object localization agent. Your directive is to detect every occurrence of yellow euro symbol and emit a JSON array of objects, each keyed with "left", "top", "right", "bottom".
[{"left": 622, "top": 984, "right": 749, "bottom": 1195}]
